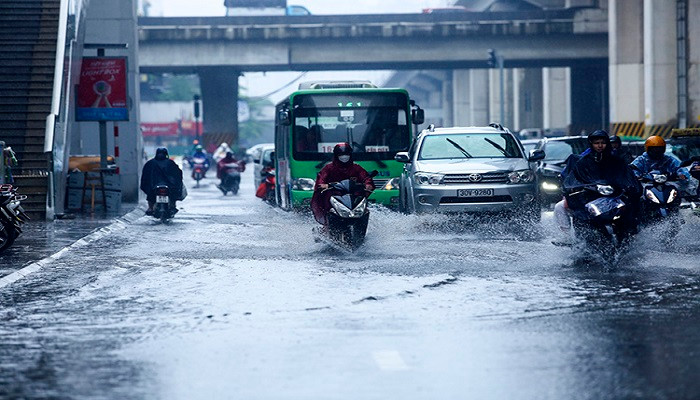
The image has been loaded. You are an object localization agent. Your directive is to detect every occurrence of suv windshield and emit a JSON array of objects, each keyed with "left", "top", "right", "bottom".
[
  {"left": 668, "top": 137, "right": 700, "bottom": 162},
  {"left": 543, "top": 139, "right": 588, "bottom": 161},
  {"left": 418, "top": 133, "right": 523, "bottom": 160},
  {"left": 292, "top": 93, "right": 409, "bottom": 161}
]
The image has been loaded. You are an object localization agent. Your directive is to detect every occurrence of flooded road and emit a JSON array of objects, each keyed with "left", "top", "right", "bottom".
[{"left": 1, "top": 169, "right": 699, "bottom": 399}]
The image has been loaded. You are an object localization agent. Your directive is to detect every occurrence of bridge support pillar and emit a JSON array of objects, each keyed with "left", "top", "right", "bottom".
[
  {"left": 488, "top": 68, "right": 514, "bottom": 128},
  {"left": 469, "top": 69, "right": 490, "bottom": 126},
  {"left": 609, "top": 0, "right": 645, "bottom": 136},
  {"left": 512, "top": 68, "right": 543, "bottom": 132},
  {"left": 199, "top": 67, "right": 239, "bottom": 148},
  {"left": 451, "top": 69, "right": 471, "bottom": 126},
  {"left": 644, "top": 0, "right": 677, "bottom": 133},
  {"left": 571, "top": 66, "right": 608, "bottom": 135},
  {"left": 690, "top": 0, "right": 700, "bottom": 127},
  {"left": 542, "top": 67, "right": 571, "bottom": 133}
]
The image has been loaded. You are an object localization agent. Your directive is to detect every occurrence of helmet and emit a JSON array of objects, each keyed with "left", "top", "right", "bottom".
[
  {"left": 333, "top": 143, "right": 352, "bottom": 156},
  {"left": 195, "top": 145, "right": 203, "bottom": 151},
  {"left": 226, "top": 151, "right": 234, "bottom": 159},
  {"left": 155, "top": 147, "right": 169, "bottom": 160},
  {"left": 645, "top": 136, "right": 666, "bottom": 160},
  {"left": 609, "top": 135, "right": 622, "bottom": 145},
  {"left": 588, "top": 129, "right": 609, "bottom": 143}
]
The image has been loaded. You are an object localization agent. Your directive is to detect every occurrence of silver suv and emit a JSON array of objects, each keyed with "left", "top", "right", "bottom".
[{"left": 395, "top": 124, "right": 544, "bottom": 219}]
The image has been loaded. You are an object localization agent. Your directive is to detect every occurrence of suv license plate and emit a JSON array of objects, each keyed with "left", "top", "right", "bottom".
[
  {"left": 458, "top": 189, "right": 493, "bottom": 197},
  {"left": 156, "top": 195, "right": 169, "bottom": 203}
]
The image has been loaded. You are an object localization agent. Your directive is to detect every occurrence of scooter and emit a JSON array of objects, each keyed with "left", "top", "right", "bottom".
[
  {"left": 218, "top": 162, "right": 243, "bottom": 195},
  {"left": 255, "top": 167, "right": 276, "bottom": 205},
  {"left": 566, "top": 183, "right": 635, "bottom": 262},
  {"left": 191, "top": 157, "right": 208, "bottom": 188},
  {"left": 314, "top": 171, "right": 377, "bottom": 251},
  {"left": 0, "top": 184, "right": 29, "bottom": 253},
  {"left": 639, "top": 171, "right": 682, "bottom": 222},
  {"left": 152, "top": 185, "right": 176, "bottom": 223}
]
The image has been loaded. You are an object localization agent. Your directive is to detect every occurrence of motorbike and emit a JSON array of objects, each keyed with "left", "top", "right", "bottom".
[
  {"left": 191, "top": 157, "right": 208, "bottom": 188},
  {"left": 566, "top": 183, "right": 635, "bottom": 260},
  {"left": 218, "top": 162, "right": 243, "bottom": 195},
  {"left": 639, "top": 171, "right": 682, "bottom": 222},
  {"left": 152, "top": 185, "right": 176, "bottom": 223},
  {"left": 314, "top": 171, "right": 377, "bottom": 251},
  {"left": 255, "top": 167, "right": 276, "bottom": 205},
  {"left": 0, "top": 184, "right": 29, "bottom": 253}
]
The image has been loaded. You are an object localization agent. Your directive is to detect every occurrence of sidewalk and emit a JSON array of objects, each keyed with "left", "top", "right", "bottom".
[{"left": 0, "top": 203, "right": 143, "bottom": 280}]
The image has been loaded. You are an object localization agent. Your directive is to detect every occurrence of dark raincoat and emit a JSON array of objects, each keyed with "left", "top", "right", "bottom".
[
  {"left": 140, "top": 155, "right": 183, "bottom": 202},
  {"left": 310, "top": 154, "right": 375, "bottom": 225}
]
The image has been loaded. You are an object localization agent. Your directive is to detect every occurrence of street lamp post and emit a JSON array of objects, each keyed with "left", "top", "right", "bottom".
[
  {"left": 487, "top": 49, "right": 505, "bottom": 124},
  {"left": 193, "top": 94, "right": 201, "bottom": 142}
]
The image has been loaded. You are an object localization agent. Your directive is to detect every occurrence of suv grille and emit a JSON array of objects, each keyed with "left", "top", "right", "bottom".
[{"left": 443, "top": 172, "right": 508, "bottom": 184}]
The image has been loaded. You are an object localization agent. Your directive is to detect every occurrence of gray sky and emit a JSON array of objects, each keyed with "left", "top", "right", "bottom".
[{"left": 143, "top": 0, "right": 453, "bottom": 102}]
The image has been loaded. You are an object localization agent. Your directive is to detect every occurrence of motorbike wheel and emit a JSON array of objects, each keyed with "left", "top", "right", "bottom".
[{"left": 0, "top": 224, "right": 18, "bottom": 253}]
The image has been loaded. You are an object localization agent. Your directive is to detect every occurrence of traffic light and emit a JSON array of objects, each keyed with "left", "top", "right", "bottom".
[
  {"left": 487, "top": 49, "right": 497, "bottom": 68},
  {"left": 193, "top": 94, "right": 201, "bottom": 118}
]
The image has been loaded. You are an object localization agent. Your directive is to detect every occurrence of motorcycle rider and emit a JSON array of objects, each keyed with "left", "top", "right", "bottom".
[
  {"left": 189, "top": 144, "right": 210, "bottom": 175},
  {"left": 216, "top": 151, "right": 245, "bottom": 194},
  {"left": 630, "top": 136, "right": 688, "bottom": 181},
  {"left": 311, "top": 143, "right": 375, "bottom": 225},
  {"left": 554, "top": 130, "right": 641, "bottom": 240},
  {"left": 140, "top": 147, "right": 183, "bottom": 215},
  {"left": 609, "top": 135, "right": 634, "bottom": 164}
]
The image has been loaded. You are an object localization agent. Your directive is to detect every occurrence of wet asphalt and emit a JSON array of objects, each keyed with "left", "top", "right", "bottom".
[{"left": 0, "top": 169, "right": 699, "bottom": 400}]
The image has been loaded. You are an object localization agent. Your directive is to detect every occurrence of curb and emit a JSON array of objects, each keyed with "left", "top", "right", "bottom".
[{"left": 0, "top": 206, "right": 145, "bottom": 290}]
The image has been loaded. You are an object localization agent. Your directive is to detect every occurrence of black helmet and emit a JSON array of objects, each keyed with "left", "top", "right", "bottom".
[
  {"left": 333, "top": 143, "right": 352, "bottom": 156},
  {"left": 226, "top": 151, "right": 234, "bottom": 159},
  {"left": 155, "top": 147, "right": 169, "bottom": 160},
  {"left": 609, "top": 135, "right": 622, "bottom": 145},
  {"left": 588, "top": 129, "right": 609, "bottom": 143}
]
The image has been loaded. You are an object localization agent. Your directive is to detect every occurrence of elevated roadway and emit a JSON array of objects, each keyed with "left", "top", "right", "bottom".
[{"left": 138, "top": 10, "right": 607, "bottom": 72}]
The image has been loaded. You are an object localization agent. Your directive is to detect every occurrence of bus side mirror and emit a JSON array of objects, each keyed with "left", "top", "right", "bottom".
[
  {"left": 278, "top": 110, "right": 291, "bottom": 126},
  {"left": 412, "top": 108, "right": 425, "bottom": 125}
]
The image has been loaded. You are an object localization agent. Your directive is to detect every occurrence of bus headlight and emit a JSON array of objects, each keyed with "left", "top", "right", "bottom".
[
  {"left": 292, "top": 178, "right": 315, "bottom": 191},
  {"left": 381, "top": 177, "right": 400, "bottom": 190}
]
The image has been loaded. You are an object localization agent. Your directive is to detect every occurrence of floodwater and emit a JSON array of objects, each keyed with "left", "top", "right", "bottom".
[{"left": 1, "top": 169, "right": 699, "bottom": 399}]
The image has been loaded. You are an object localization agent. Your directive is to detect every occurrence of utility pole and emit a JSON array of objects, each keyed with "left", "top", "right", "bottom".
[{"left": 487, "top": 49, "right": 505, "bottom": 124}]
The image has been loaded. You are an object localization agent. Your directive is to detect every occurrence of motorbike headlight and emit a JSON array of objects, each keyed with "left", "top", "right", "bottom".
[
  {"left": 645, "top": 189, "right": 660, "bottom": 204},
  {"left": 330, "top": 196, "right": 353, "bottom": 218},
  {"left": 541, "top": 181, "right": 560, "bottom": 192},
  {"left": 667, "top": 188, "right": 678, "bottom": 204},
  {"left": 292, "top": 178, "right": 315, "bottom": 191},
  {"left": 653, "top": 174, "right": 668, "bottom": 184},
  {"left": 381, "top": 177, "right": 400, "bottom": 191},
  {"left": 586, "top": 203, "right": 602, "bottom": 216},
  {"left": 508, "top": 170, "right": 534, "bottom": 184},
  {"left": 352, "top": 198, "right": 368, "bottom": 216},
  {"left": 597, "top": 185, "right": 614, "bottom": 196},
  {"left": 414, "top": 172, "right": 444, "bottom": 185}
]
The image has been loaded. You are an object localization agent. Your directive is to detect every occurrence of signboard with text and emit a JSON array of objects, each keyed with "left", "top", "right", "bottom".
[{"left": 76, "top": 57, "right": 129, "bottom": 121}]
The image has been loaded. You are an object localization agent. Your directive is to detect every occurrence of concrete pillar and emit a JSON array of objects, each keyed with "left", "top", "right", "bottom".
[
  {"left": 451, "top": 69, "right": 471, "bottom": 126},
  {"left": 513, "top": 68, "right": 543, "bottom": 132},
  {"left": 688, "top": 0, "right": 700, "bottom": 127},
  {"left": 609, "top": 0, "right": 645, "bottom": 135},
  {"left": 77, "top": 0, "right": 142, "bottom": 203},
  {"left": 542, "top": 67, "right": 571, "bottom": 133},
  {"left": 469, "top": 69, "right": 490, "bottom": 126},
  {"left": 571, "top": 66, "right": 609, "bottom": 135},
  {"left": 644, "top": 0, "right": 678, "bottom": 131},
  {"left": 489, "top": 68, "right": 500, "bottom": 124},
  {"left": 441, "top": 72, "right": 454, "bottom": 127},
  {"left": 199, "top": 67, "right": 239, "bottom": 148}
]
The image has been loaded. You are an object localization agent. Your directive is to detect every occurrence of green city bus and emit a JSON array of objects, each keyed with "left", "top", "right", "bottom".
[{"left": 274, "top": 82, "right": 423, "bottom": 211}]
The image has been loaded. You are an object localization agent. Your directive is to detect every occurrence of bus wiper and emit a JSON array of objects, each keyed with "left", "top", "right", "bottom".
[
  {"left": 446, "top": 138, "right": 472, "bottom": 158},
  {"left": 483, "top": 138, "right": 509, "bottom": 157}
]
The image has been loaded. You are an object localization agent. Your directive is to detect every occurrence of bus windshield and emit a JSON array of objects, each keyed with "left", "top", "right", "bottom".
[{"left": 292, "top": 93, "right": 410, "bottom": 161}]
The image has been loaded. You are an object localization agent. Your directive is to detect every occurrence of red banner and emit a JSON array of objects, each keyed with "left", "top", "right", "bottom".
[
  {"left": 179, "top": 120, "right": 203, "bottom": 137},
  {"left": 141, "top": 123, "right": 179, "bottom": 137},
  {"left": 76, "top": 57, "right": 129, "bottom": 121}
]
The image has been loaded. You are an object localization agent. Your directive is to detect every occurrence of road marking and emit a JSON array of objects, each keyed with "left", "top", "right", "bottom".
[
  {"left": 372, "top": 350, "right": 409, "bottom": 371},
  {"left": 0, "top": 207, "right": 144, "bottom": 290}
]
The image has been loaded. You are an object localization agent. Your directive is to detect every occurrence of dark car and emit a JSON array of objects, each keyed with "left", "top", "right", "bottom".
[{"left": 532, "top": 136, "right": 589, "bottom": 205}]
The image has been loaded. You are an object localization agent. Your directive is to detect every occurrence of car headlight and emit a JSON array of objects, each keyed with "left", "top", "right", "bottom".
[
  {"left": 381, "top": 177, "right": 400, "bottom": 191},
  {"left": 645, "top": 189, "right": 660, "bottom": 204},
  {"left": 292, "top": 177, "right": 315, "bottom": 191},
  {"left": 508, "top": 170, "right": 535, "bottom": 184},
  {"left": 667, "top": 188, "right": 678, "bottom": 204},
  {"left": 414, "top": 172, "right": 444, "bottom": 185},
  {"left": 541, "top": 181, "right": 560, "bottom": 192}
]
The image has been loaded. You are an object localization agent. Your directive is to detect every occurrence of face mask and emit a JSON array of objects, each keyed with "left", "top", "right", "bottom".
[{"left": 338, "top": 155, "right": 351, "bottom": 163}]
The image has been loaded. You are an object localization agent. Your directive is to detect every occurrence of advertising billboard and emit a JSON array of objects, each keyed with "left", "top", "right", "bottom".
[{"left": 76, "top": 57, "right": 129, "bottom": 121}]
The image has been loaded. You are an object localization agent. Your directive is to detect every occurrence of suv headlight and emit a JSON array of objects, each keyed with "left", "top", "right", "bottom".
[
  {"left": 507, "top": 170, "right": 534, "bottom": 184},
  {"left": 292, "top": 178, "right": 315, "bottom": 191},
  {"left": 414, "top": 172, "right": 444, "bottom": 185},
  {"left": 381, "top": 177, "right": 400, "bottom": 191}
]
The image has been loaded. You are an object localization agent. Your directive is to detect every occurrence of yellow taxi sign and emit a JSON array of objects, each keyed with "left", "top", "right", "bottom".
[{"left": 671, "top": 127, "right": 700, "bottom": 137}]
